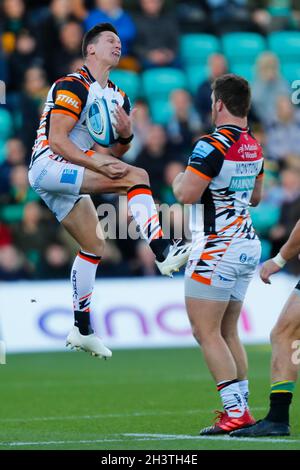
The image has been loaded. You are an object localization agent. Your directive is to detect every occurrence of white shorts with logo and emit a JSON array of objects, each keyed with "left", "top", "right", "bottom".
[
  {"left": 185, "top": 237, "right": 261, "bottom": 302},
  {"left": 28, "top": 155, "right": 89, "bottom": 222}
]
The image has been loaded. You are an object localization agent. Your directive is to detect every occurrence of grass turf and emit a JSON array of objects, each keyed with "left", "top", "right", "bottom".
[{"left": 0, "top": 345, "right": 299, "bottom": 450}]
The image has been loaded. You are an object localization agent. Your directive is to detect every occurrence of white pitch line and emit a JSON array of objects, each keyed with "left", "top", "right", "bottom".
[
  {"left": 0, "top": 438, "right": 125, "bottom": 447},
  {"left": 125, "top": 433, "right": 300, "bottom": 444},
  {"left": 0, "top": 433, "right": 299, "bottom": 448},
  {"left": 0, "top": 407, "right": 266, "bottom": 424}
]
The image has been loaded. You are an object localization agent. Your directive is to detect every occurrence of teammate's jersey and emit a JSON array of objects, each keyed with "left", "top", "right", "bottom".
[
  {"left": 30, "top": 65, "right": 130, "bottom": 167},
  {"left": 188, "top": 125, "right": 264, "bottom": 259}
]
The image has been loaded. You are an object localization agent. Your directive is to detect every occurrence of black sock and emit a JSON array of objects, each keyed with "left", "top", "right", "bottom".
[
  {"left": 265, "top": 392, "right": 293, "bottom": 425},
  {"left": 74, "top": 310, "right": 94, "bottom": 336},
  {"left": 149, "top": 238, "right": 169, "bottom": 261}
]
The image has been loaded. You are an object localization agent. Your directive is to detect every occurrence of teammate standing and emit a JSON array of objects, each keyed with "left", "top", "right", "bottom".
[
  {"left": 173, "top": 74, "right": 264, "bottom": 434},
  {"left": 28, "top": 23, "right": 190, "bottom": 359},
  {"left": 232, "top": 219, "right": 300, "bottom": 437}
]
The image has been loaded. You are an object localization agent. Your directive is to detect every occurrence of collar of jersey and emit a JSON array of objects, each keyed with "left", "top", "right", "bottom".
[
  {"left": 81, "top": 65, "right": 96, "bottom": 84},
  {"left": 216, "top": 124, "right": 248, "bottom": 132}
]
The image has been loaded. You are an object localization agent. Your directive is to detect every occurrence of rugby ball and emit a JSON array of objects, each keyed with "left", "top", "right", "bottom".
[{"left": 86, "top": 98, "right": 118, "bottom": 147}]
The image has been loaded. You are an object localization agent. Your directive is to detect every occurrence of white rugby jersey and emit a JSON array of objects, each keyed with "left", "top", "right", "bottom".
[
  {"left": 187, "top": 125, "right": 264, "bottom": 259},
  {"left": 30, "top": 65, "right": 130, "bottom": 166}
]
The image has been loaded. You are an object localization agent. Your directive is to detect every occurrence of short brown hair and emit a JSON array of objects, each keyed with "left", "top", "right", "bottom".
[
  {"left": 212, "top": 74, "right": 251, "bottom": 118},
  {"left": 82, "top": 23, "right": 119, "bottom": 58}
]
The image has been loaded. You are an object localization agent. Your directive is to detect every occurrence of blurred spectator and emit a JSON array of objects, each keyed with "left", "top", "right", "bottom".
[
  {"left": 265, "top": 95, "right": 300, "bottom": 163},
  {"left": 67, "top": 56, "right": 84, "bottom": 74},
  {"left": 252, "top": 52, "right": 290, "bottom": 125},
  {"left": 251, "top": 0, "right": 300, "bottom": 33},
  {"left": 37, "top": 243, "right": 71, "bottom": 279},
  {"left": 19, "top": 65, "right": 48, "bottom": 154},
  {"left": 97, "top": 239, "right": 132, "bottom": 277},
  {"left": 161, "top": 160, "right": 185, "bottom": 205},
  {"left": 83, "top": 0, "right": 137, "bottom": 66},
  {"left": 167, "top": 88, "right": 202, "bottom": 162},
  {"left": 135, "top": 124, "right": 173, "bottom": 200},
  {"left": 36, "top": 0, "right": 73, "bottom": 82},
  {"left": 195, "top": 53, "right": 228, "bottom": 131},
  {"left": 1, "top": 0, "right": 33, "bottom": 55},
  {"left": 3, "top": 164, "right": 38, "bottom": 207},
  {"left": 269, "top": 161, "right": 300, "bottom": 275},
  {"left": 177, "top": 0, "right": 208, "bottom": 33},
  {"left": 132, "top": 0, "right": 180, "bottom": 69},
  {"left": 0, "top": 245, "right": 31, "bottom": 280},
  {"left": 0, "top": 137, "right": 26, "bottom": 195},
  {"left": 0, "top": 222, "right": 12, "bottom": 247},
  {"left": 11, "top": 201, "right": 59, "bottom": 274},
  {"left": 205, "top": 0, "right": 260, "bottom": 35},
  {"left": 51, "top": 20, "right": 83, "bottom": 79},
  {"left": 8, "top": 29, "right": 42, "bottom": 92},
  {"left": 124, "top": 98, "right": 152, "bottom": 163}
]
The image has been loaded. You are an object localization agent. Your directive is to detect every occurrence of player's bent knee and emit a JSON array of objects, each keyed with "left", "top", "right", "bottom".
[
  {"left": 192, "top": 325, "right": 207, "bottom": 345},
  {"left": 222, "top": 331, "right": 239, "bottom": 343},
  {"left": 127, "top": 166, "right": 150, "bottom": 187}
]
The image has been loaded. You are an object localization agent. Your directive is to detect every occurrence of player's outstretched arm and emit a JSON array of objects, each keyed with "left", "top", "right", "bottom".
[
  {"left": 260, "top": 219, "right": 300, "bottom": 284},
  {"left": 49, "top": 112, "right": 127, "bottom": 179}
]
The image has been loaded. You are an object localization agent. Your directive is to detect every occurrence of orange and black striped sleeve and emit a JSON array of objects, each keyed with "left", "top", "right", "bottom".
[
  {"left": 187, "top": 136, "right": 225, "bottom": 181},
  {"left": 52, "top": 77, "right": 89, "bottom": 121}
]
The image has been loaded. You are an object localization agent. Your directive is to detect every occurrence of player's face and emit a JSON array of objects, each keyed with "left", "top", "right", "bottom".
[{"left": 93, "top": 31, "right": 121, "bottom": 66}]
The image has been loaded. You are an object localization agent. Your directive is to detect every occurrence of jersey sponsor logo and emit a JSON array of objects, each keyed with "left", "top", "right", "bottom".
[
  {"left": 60, "top": 168, "right": 78, "bottom": 184},
  {"left": 229, "top": 175, "right": 256, "bottom": 191},
  {"left": 238, "top": 143, "right": 259, "bottom": 159},
  {"left": 55, "top": 90, "right": 82, "bottom": 114},
  {"left": 236, "top": 161, "right": 261, "bottom": 175},
  {"left": 239, "top": 253, "right": 257, "bottom": 265},
  {"left": 192, "top": 140, "right": 215, "bottom": 159}
]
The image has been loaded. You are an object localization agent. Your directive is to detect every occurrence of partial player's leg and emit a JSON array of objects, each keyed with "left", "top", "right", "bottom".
[
  {"left": 185, "top": 283, "right": 254, "bottom": 435},
  {"left": 62, "top": 196, "right": 112, "bottom": 359},
  {"left": 231, "top": 288, "right": 300, "bottom": 437},
  {"left": 81, "top": 165, "right": 191, "bottom": 276},
  {"left": 221, "top": 300, "right": 250, "bottom": 407}
]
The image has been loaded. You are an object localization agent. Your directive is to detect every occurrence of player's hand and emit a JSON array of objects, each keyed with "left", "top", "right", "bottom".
[
  {"left": 260, "top": 259, "right": 281, "bottom": 284},
  {"left": 93, "top": 153, "right": 128, "bottom": 179},
  {"left": 113, "top": 105, "right": 135, "bottom": 139}
]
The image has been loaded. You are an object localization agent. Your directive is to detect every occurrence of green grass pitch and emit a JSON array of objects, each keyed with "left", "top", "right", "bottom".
[{"left": 0, "top": 345, "right": 299, "bottom": 450}]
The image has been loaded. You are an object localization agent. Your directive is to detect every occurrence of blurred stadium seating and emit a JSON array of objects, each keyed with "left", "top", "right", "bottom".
[{"left": 0, "top": 0, "right": 300, "bottom": 281}]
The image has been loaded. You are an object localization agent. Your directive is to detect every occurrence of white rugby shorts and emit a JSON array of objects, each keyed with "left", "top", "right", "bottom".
[
  {"left": 28, "top": 155, "right": 89, "bottom": 222},
  {"left": 185, "top": 237, "right": 262, "bottom": 302}
]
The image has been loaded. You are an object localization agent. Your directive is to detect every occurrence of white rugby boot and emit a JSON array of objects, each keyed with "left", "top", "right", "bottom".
[
  {"left": 155, "top": 239, "right": 192, "bottom": 277},
  {"left": 66, "top": 326, "right": 112, "bottom": 359}
]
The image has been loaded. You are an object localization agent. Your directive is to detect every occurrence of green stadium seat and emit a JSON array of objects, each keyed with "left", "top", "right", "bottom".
[
  {"left": 221, "top": 33, "right": 266, "bottom": 66},
  {"left": 180, "top": 34, "right": 220, "bottom": 67},
  {"left": 281, "top": 62, "right": 300, "bottom": 84},
  {"left": 149, "top": 99, "right": 172, "bottom": 125},
  {"left": 0, "top": 107, "right": 13, "bottom": 141},
  {"left": 185, "top": 65, "right": 208, "bottom": 94},
  {"left": 142, "top": 68, "right": 187, "bottom": 101},
  {"left": 0, "top": 204, "right": 24, "bottom": 223},
  {"left": 0, "top": 139, "right": 7, "bottom": 163},
  {"left": 249, "top": 203, "right": 280, "bottom": 237},
  {"left": 230, "top": 64, "right": 255, "bottom": 83},
  {"left": 268, "top": 31, "right": 300, "bottom": 63},
  {"left": 109, "top": 70, "right": 141, "bottom": 102},
  {"left": 260, "top": 239, "right": 271, "bottom": 262}
]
